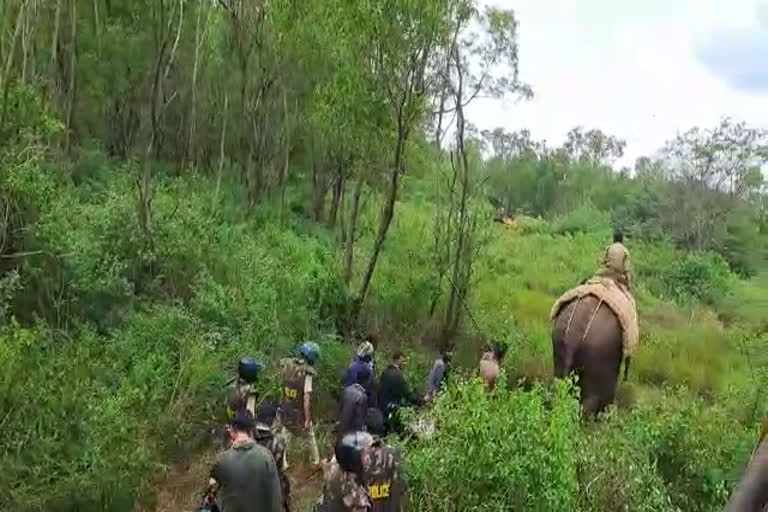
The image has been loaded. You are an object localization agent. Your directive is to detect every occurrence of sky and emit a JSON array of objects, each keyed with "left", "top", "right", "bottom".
[{"left": 468, "top": 0, "right": 768, "bottom": 167}]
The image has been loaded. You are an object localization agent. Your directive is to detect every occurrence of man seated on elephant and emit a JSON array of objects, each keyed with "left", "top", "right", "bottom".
[{"left": 595, "top": 230, "right": 631, "bottom": 291}]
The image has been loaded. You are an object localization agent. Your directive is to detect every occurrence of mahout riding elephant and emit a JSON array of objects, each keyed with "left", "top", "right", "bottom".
[{"left": 551, "top": 294, "right": 628, "bottom": 417}]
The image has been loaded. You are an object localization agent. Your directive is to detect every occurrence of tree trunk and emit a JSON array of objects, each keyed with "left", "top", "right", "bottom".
[
  {"left": 139, "top": 135, "right": 155, "bottom": 234},
  {"left": 344, "top": 176, "right": 363, "bottom": 286},
  {"left": 442, "top": 46, "right": 474, "bottom": 341},
  {"left": 354, "top": 112, "right": 406, "bottom": 318},
  {"left": 328, "top": 164, "right": 344, "bottom": 229},
  {"left": 279, "top": 90, "right": 290, "bottom": 224},
  {"left": 93, "top": 0, "right": 101, "bottom": 54},
  {"left": 187, "top": 0, "right": 204, "bottom": 167},
  {"left": 139, "top": 0, "right": 171, "bottom": 234},
  {"left": 433, "top": 24, "right": 460, "bottom": 146},
  {"left": 244, "top": 141, "right": 257, "bottom": 207},
  {"left": 338, "top": 180, "right": 346, "bottom": 245},
  {"left": 20, "top": 0, "right": 29, "bottom": 83},
  {"left": 212, "top": 93, "right": 229, "bottom": 212},
  {"left": 64, "top": 0, "right": 77, "bottom": 153},
  {"left": 311, "top": 161, "right": 326, "bottom": 222},
  {"left": 49, "top": 0, "right": 62, "bottom": 90},
  {"left": 0, "top": 2, "right": 25, "bottom": 132}
]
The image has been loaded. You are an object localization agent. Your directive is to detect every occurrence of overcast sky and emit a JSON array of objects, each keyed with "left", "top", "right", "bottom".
[{"left": 468, "top": 0, "right": 768, "bottom": 167}]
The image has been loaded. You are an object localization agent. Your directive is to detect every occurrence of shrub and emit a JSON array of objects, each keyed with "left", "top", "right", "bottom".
[
  {"left": 634, "top": 244, "right": 733, "bottom": 306},
  {"left": 0, "top": 308, "right": 223, "bottom": 511},
  {"left": 582, "top": 389, "right": 753, "bottom": 512},
  {"left": 554, "top": 203, "right": 610, "bottom": 236},
  {"left": 405, "top": 379, "right": 581, "bottom": 511},
  {"left": 667, "top": 253, "right": 732, "bottom": 305}
]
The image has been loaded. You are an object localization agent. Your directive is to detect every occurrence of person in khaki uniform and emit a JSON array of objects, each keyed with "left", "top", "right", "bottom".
[
  {"left": 255, "top": 402, "right": 291, "bottom": 512},
  {"left": 363, "top": 409, "right": 404, "bottom": 512},
  {"left": 596, "top": 230, "right": 631, "bottom": 290},
  {"left": 478, "top": 341, "right": 507, "bottom": 392},
  {"left": 279, "top": 342, "right": 321, "bottom": 469},
  {"left": 316, "top": 432, "right": 374, "bottom": 512}
]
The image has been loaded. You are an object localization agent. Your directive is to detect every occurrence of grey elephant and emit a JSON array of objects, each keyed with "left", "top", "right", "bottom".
[
  {"left": 551, "top": 294, "right": 628, "bottom": 417},
  {"left": 726, "top": 437, "right": 768, "bottom": 512}
]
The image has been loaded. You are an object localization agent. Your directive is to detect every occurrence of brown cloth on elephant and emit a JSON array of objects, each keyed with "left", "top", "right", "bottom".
[{"left": 551, "top": 277, "right": 639, "bottom": 358}]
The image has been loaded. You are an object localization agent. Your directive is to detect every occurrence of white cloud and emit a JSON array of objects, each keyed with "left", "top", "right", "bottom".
[
  {"left": 698, "top": 4, "right": 768, "bottom": 92},
  {"left": 467, "top": 0, "right": 768, "bottom": 167}
]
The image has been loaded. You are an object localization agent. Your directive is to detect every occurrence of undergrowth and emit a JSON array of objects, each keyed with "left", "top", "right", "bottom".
[{"left": 0, "top": 156, "right": 765, "bottom": 511}]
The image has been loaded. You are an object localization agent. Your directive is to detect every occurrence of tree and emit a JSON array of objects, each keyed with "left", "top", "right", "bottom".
[
  {"left": 563, "top": 127, "right": 626, "bottom": 167},
  {"left": 660, "top": 119, "right": 768, "bottom": 252},
  {"left": 349, "top": 0, "right": 452, "bottom": 323},
  {"left": 430, "top": 2, "right": 531, "bottom": 341},
  {"left": 481, "top": 127, "right": 539, "bottom": 160},
  {"left": 138, "top": 0, "right": 184, "bottom": 235}
]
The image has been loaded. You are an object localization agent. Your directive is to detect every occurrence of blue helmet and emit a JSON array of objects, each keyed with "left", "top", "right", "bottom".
[{"left": 297, "top": 342, "right": 320, "bottom": 365}]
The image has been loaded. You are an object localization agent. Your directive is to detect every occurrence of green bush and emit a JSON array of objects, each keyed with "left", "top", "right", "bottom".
[
  {"left": 406, "top": 379, "right": 581, "bottom": 511},
  {"left": 554, "top": 203, "right": 610, "bottom": 236},
  {"left": 402, "top": 381, "right": 753, "bottom": 512},
  {"left": 634, "top": 244, "right": 734, "bottom": 306},
  {"left": 582, "top": 389, "right": 753, "bottom": 512},
  {"left": 0, "top": 166, "right": 354, "bottom": 510},
  {"left": 667, "top": 253, "right": 732, "bottom": 305}
]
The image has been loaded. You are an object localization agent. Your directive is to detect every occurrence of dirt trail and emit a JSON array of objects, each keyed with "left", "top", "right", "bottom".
[{"left": 140, "top": 440, "right": 327, "bottom": 512}]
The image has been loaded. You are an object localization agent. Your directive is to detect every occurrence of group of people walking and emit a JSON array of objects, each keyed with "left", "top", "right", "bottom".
[
  {"left": 203, "top": 344, "right": 321, "bottom": 512},
  {"left": 203, "top": 340, "right": 449, "bottom": 512}
]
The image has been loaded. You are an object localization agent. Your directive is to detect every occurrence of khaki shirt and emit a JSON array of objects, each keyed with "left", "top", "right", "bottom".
[
  {"left": 318, "top": 460, "right": 371, "bottom": 512},
  {"left": 602, "top": 242, "right": 630, "bottom": 275},
  {"left": 365, "top": 443, "right": 403, "bottom": 512},
  {"left": 478, "top": 352, "right": 500, "bottom": 391}
]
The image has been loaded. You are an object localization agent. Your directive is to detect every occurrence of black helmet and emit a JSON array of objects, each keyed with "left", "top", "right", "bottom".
[
  {"left": 335, "top": 431, "right": 373, "bottom": 474},
  {"left": 297, "top": 342, "right": 321, "bottom": 365},
  {"left": 238, "top": 356, "right": 264, "bottom": 384}
]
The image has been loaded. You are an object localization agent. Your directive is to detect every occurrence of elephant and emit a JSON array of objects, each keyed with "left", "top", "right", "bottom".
[
  {"left": 726, "top": 438, "right": 768, "bottom": 512},
  {"left": 551, "top": 294, "right": 628, "bottom": 417}
]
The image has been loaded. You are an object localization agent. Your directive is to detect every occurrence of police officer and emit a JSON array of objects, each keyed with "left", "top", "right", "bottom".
[
  {"left": 208, "top": 411, "right": 283, "bottom": 512},
  {"left": 378, "top": 351, "right": 422, "bottom": 436},
  {"left": 425, "top": 348, "right": 452, "bottom": 402},
  {"left": 316, "top": 432, "right": 373, "bottom": 512},
  {"left": 338, "top": 365, "right": 371, "bottom": 439},
  {"left": 342, "top": 341, "right": 377, "bottom": 407},
  {"left": 226, "top": 356, "right": 264, "bottom": 419},
  {"left": 279, "top": 342, "right": 321, "bottom": 468},
  {"left": 254, "top": 402, "right": 291, "bottom": 512},
  {"left": 364, "top": 409, "right": 404, "bottom": 512}
]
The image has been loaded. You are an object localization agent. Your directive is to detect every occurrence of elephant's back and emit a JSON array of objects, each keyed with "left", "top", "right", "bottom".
[
  {"left": 552, "top": 294, "right": 622, "bottom": 352},
  {"left": 727, "top": 439, "right": 768, "bottom": 512}
]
